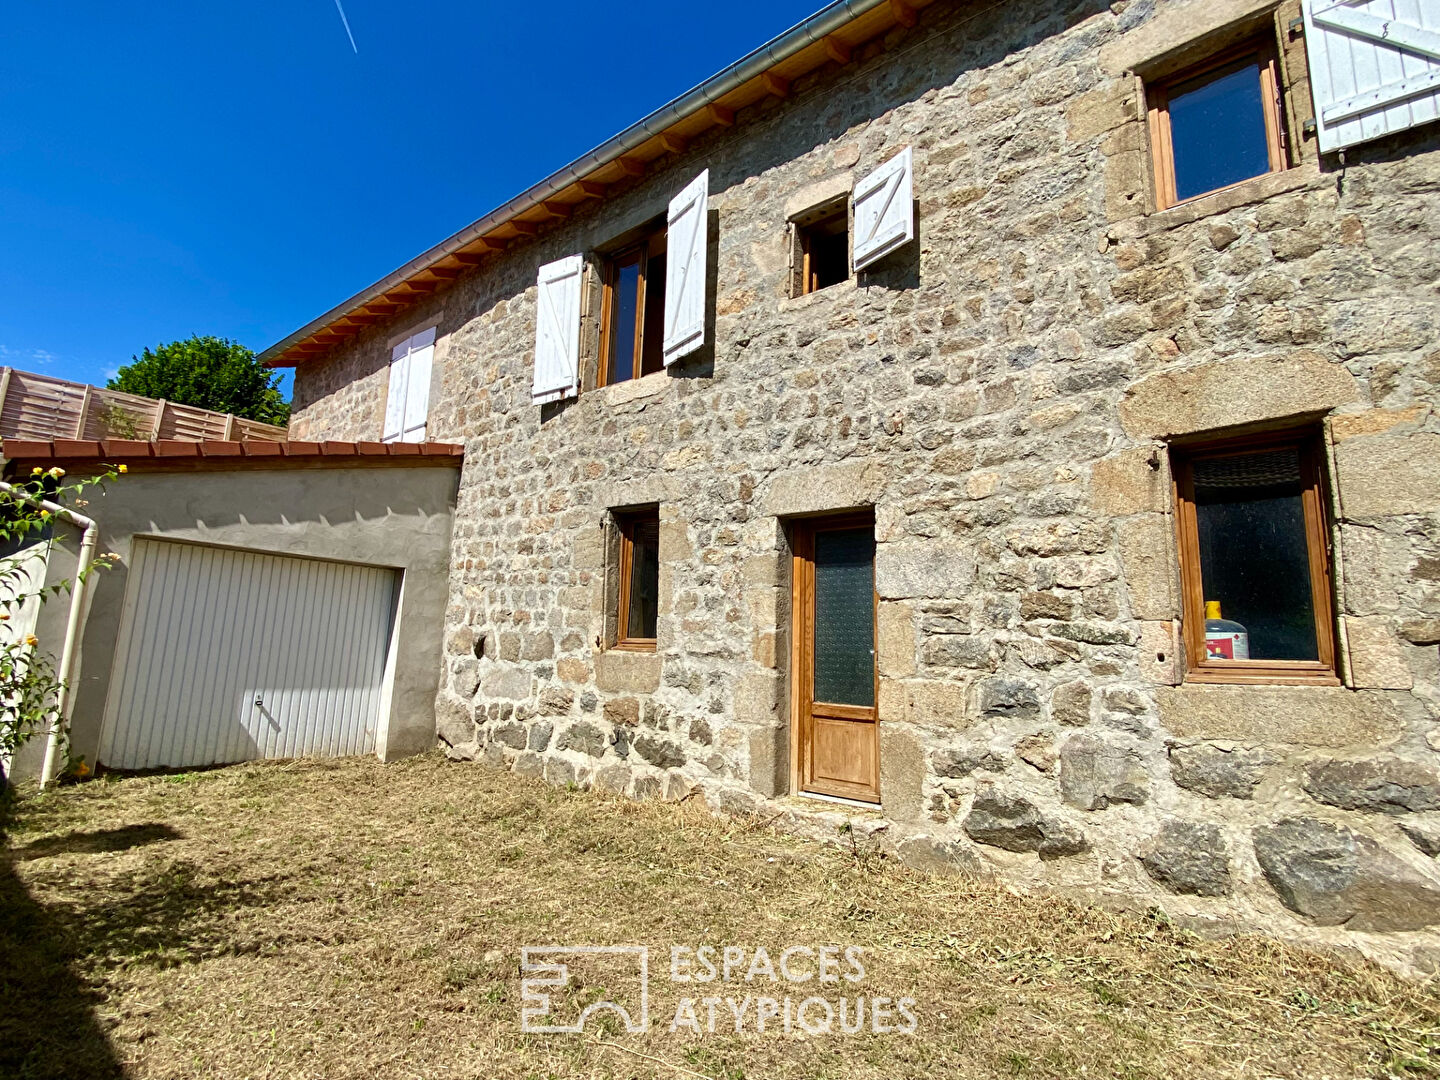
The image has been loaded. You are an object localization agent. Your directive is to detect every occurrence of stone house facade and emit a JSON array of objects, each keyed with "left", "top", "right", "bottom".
[{"left": 269, "top": 0, "right": 1440, "bottom": 971}]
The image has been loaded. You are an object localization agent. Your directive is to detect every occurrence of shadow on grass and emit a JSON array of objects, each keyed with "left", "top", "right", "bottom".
[
  {"left": 12, "top": 823, "right": 180, "bottom": 862},
  {"left": 1, "top": 805, "right": 294, "bottom": 1078},
  {"left": 0, "top": 841, "right": 128, "bottom": 1078}
]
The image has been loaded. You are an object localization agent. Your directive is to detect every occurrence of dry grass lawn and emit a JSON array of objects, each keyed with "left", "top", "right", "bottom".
[{"left": 2, "top": 753, "right": 1438, "bottom": 1079}]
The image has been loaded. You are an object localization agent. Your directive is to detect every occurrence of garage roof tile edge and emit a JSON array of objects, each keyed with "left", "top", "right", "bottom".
[{"left": 1, "top": 438, "right": 466, "bottom": 468}]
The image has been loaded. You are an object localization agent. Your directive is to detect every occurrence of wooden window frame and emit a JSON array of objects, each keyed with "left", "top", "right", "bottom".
[
  {"left": 1146, "top": 34, "right": 1290, "bottom": 211},
  {"left": 598, "top": 229, "right": 667, "bottom": 387},
  {"left": 1171, "top": 428, "right": 1339, "bottom": 686},
  {"left": 613, "top": 508, "right": 659, "bottom": 653}
]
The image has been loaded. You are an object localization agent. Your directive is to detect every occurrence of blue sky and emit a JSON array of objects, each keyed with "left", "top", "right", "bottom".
[{"left": 0, "top": 0, "right": 820, "bottom": 399}]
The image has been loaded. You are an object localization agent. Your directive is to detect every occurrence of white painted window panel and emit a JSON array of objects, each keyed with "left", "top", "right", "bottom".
[
  {"left": 383, "top": 344, "right": 409, "bottom": 442},
  {"left": 532, "top": 254, "right": 584, "bottom": 404},
  {"left": 402, "top": 342, "right": 433, "bottom": 442},
  {"left": 384, "top": 328, "right": 435, "bottom": 442},
  {"left": 663, "top": 170, "right": 709, "bottom": 365},
  {"left": 1304, "top": 0, "right": 1440, "bottom": 151},
  {"left": 852, "top": 147, "right": 915, "bottom": 271},
  {"left": 99, "top": 539, "right": 397, "bottom": 770}
]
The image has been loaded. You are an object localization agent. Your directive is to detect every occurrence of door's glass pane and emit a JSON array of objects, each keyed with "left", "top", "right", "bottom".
[
  {"left": 607, "top": 260, "right": 640, "bottom": 383},
  {"left": 813, "top": 527, "right": 875, "bottom": 706},
  {"left": 1193, "top": 447, "right": 1319, "bottom": 661},
  {"left": 1168, "top": 59, "right": 1271, "bottom": 202},
  {"left": 626, "top": 522, "right": 659, "bottom": 640}
]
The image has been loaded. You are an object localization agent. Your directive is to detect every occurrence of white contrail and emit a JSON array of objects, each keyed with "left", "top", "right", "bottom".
[{"left": 332, "top": 0, "right": 358, "bottom": 53}]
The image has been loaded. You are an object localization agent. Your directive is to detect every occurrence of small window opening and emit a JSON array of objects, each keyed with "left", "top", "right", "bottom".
[
  {"left": 1145, "top": 34, "right": 1289, "bottom": 210},
  {"left": 793, "top": 199, "right": 849, "bottom": 296},
  {"left": 613, "top": 508, "right": 659, "bottom": 650}
]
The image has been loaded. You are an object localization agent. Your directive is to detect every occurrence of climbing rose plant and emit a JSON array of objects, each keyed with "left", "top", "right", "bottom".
[{"left": 0, "top": 466, "right": 121, "bottom": 774}]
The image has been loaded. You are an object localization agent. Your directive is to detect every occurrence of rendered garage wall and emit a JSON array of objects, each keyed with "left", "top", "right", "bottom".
[{"left": 9, "top": 461, "right": 459, "bottom": 776}]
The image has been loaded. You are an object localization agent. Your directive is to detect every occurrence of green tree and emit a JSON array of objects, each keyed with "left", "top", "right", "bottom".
[{"left": 108, "top": 336, "right": 290, "bottom": 425}]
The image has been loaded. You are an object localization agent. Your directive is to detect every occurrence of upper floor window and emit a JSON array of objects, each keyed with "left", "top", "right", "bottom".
[
  {"left": 1171, "top": 427, "right": 1338, "bottom": 685},
  {"left": 600, "top": 226, "right": 667, "bottom": 385},
  {"left": 383, "top": 326, "right": 434, "bottom": 443},
  {"left": 1145, "top": 35, "right": 1289, "bottom": 210},
  {"left": 528, "top": 169, "right": 709, "bottom": 405},
  {"left": 792, "top": 197, "right": 850, "bottom": 297}
]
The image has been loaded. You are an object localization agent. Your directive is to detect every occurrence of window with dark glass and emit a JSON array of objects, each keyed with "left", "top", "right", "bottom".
[
  {"left": 1146, "top": 35, "right": 1289, "bottom": 210},
  {"left": 793, "top": 198, "right": 849, "bottom": 297},
  {"left": 1172, "top": 429, "right": 1338, "bottom": 684},
  {"left": 614, "top": 508, "right": 659, "bottom": 649},
  {"left": 600, "top": 229, "right": 667, "bottom": 385}
]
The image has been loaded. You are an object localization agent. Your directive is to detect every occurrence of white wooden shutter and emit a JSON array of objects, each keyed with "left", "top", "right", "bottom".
[
  {"left": 1303, "top": 0, "right": 1440, "bottom": 152},
  {"left": 402, "top": 326, "right": 434, "bottom": 443},
  {"left": 382, "top": 339, "right": 409, "bottom": 442},
  {"left": 852, "top": 147, "right": 915, "bottom": 271},
  {"left": 663, "top": 169, "right": 709, "bottom": 365},
  {"left": 532, "top": 255, "right": 583, "bottom": 404}
]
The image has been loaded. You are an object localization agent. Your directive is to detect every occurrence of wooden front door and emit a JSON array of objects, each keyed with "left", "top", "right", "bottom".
[{"left": 792, "top": 513, "right": 879, "bottom": 803}]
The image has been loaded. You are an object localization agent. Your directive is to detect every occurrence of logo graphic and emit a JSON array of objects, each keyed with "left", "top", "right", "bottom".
[{"left": 520, "top": 946, "right": 650, "bottom": 1033}]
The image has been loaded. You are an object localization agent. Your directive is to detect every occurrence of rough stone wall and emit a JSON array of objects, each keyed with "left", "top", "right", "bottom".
[{"left": 290, "top": 0, "right": 1440, "bottom": 972}]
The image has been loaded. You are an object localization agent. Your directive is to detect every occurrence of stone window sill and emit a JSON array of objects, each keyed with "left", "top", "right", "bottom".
[
  {"left": 778, "top": 278, "right": 859, "bottom": 314},
  {"left": 1114, "top": 162, "right": 1324, "bottom": 240},
  {"left": 607, "top": 641, "right": 657, "bottom": 654},
  {"left": 599, "top": 368, "right": 670, "bottom": 406},
  {"left": 1182, "top": 670, "right": 1343, "bottom": 687}
]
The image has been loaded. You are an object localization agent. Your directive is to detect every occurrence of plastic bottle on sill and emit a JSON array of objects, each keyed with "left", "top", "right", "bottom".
[{"left": 1204, "top": 600, "right": 1249, "bottom": 661}]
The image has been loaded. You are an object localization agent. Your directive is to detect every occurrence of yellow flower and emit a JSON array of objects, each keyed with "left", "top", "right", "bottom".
[
  {"left": 30, "top": 466, "right": 42, "bottom": 476},
  {"left": 24, "top": 634, "right": 37, "bottom": 647},
  {"left": 118, "top": 464, "right": 128, "bottom": 474},
  {"left": 47, "top": 467, "right": 65, "bottom": 479}
]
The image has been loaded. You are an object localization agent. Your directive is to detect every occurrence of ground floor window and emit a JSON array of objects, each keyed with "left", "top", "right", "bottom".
[
  {"left": 1171, "top": 428, "right": 1338, "bottom": 684},
  {"left": 613, "top": 508, "right": 659, "bottom": 650}
]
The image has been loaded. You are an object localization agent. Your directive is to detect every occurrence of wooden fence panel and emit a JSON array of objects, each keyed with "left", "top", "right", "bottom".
[{"left": 0, "top": 367, "right": 287, "bottom": 443}]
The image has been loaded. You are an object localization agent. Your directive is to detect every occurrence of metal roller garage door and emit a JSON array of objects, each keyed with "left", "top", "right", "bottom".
[{"left": 99, "top": 539, "right": 398, "bottom": 770}]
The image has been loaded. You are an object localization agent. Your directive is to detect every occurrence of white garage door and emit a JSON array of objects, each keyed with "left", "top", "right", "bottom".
[{"left": 100, "top": 539, "right": 398, "bottom": 770}]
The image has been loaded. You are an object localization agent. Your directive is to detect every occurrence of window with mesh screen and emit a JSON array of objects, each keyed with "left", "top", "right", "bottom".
[
  {"left": 812, "top": 527, "right": 875, "bottom": 706},
  {"left": 1173, "top": 430, "right": 1336, "bottom": 682}
]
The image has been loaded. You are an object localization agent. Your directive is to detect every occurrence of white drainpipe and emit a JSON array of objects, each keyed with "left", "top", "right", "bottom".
[{"left": 0, "top": 481, "right": 99, "bottom": 786}]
